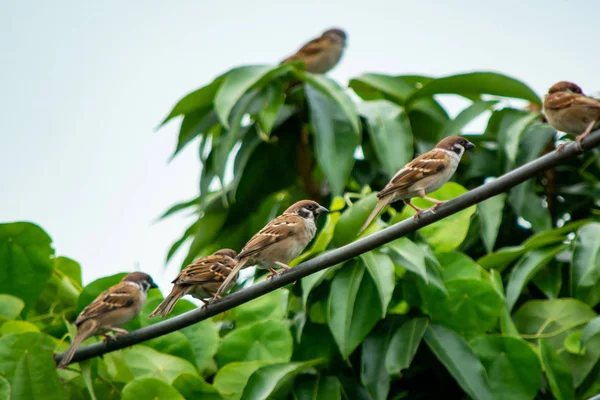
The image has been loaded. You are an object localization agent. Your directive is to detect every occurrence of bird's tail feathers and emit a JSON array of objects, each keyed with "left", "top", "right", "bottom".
[
  {"left": 215, "top": 258, "right": 247, "bottom": 299},
  {"left": 149, "top": 286, "right": 186, "bottom": 319},
  {"left": 358, "top": 198, "right": 388, "bottom": 236},
  {"left": 57, "top": 325, "right": 94, "bottom": 369}
]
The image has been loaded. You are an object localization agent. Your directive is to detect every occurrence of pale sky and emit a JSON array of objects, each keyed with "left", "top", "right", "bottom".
[{"left": 1, "top": 0, "right": 598, "bottom": 293}]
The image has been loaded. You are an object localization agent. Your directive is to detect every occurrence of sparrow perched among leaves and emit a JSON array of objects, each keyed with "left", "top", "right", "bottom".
[
  {"left": 149, "top": 249, "right": 238, "bottom": 318},
  {"left": 359, "top": 136, "right": 475, "bottom": 234},
  {"left": 57, "top": 272, "right": 157, "bottom": 369},
  {"left": 543, "top": 81, "right": 600, "bottom": 150},
  {"left": 213, "top": 200, "right": 329, "bottom": 300},
  {"left": 281, "top": 28, "right": 347, "bottom": 74}
]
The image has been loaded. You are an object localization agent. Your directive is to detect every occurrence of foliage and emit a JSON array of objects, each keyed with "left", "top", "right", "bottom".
[{"left": 2, "top": 63, "right": 600, "bottom": 400}]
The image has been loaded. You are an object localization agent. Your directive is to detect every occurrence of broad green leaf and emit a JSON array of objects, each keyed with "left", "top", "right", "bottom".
[
  {"left": 182, "top": 209, "right": 229, "bottom": 267},
  {"left": 173, "top": 108, "right": 218, "bottom": 157},
  {"left": 241, "top": 360, "right": 322, "bottom": 400},
  {"left": 216, "top": 319, "right": 293, "bottom": 366},
  {"left": 423, "top": 279, "right": 503, "bottom": 335},
  {"left": 0, "top": 222, "right": 54, "bottom": 312},
  {"left": 214, "top": 361, "right": 268, "bottom": 400},
  {"left": 0, "top": 376, "right": 9, "bottom": 400},
  {"left": 515, "top": 123, "right": 555, "bottom": 166},
  {"left": 505, "top": 245, "right": 567, "bottom": 311},
  {"left": 424, "top": 324, "right": 492, "bottom": 400},
  {"left": 349, "top": 73, "right": 417, "bottom": 103},
  {"left": 256, "top": 84, "right": 285, "bottom": 136},
  {"left": 181, "top": 320, "right": 220, "bottom": 375},
  {"left": 360, "top": 251, "right": 395, "bottom": 316},
  {"left": 514, "top": 299, "right": 596, "bottom": 350},
  {"left": 54, "top": 256, "right": 82, "bottom": 287},
  {"left": 333, "top": 193, "right": 379, "bottom": 246},
  {"left": 305, "top": 84, "right": 360, "bottom": 196},
  {"left": 540, "top": 339, "right": 575, "bottom": 400},
  {"left": 385, "top": 317, "right": 429, "bottom": 375},
  {"left": 408, "top": 97, "right": 450, "bottom": 143},
  {"left": 229, "top": 127, "right": 262, "bottom": 201},
  {"left": 145, "top": 332, "right": 197, "bottom": 368},
  {"left": 437, "top": 252, "right": 484, "bottom": 281},
  {"left": 562, "top": 330, "right": 600, "bottom": 387},
  {"left": 358, "top": 100, "right": 413, "bottom": 177},
  {"left": 509, "top": 180, "right": 551, "bottom": 233},
  {"left": 581, "top": 316, "right": 600, "bottom": 345},
  {"left": 122, "top": 377, "right": 185, "bottom": 400},
  {"left": 224, "top": 289, "right": 287, "bottom": 327},
  {"left": 572, "top": 223, "right": 600, "bottom": 307},
  {"left": 532, "top": 263, "right": 563, "bottom": 300},
  {"left": 293, "top": 321, "right": 341, "bottom": 370},
  {"left": 361, "top": 325, "right": 393, "bottom": 400},
  {"left": 327, "top": 260, "right": 382, "bottom": 358},
  {"left": 477, "top": 194, "right": 506, "bottom": 253},
  {"left": 161, "top": 74, "right": 225, "bottom": 125},
  {"left": 293, "top": 376, "right": 341, "bottom": 400},
  {"left": 297, "top": 71, "right": 360, "bottom": 134},
  {"left": 498, "top": 111, "right": 539, "bottom": 170},
  {"left": 214, "top": 65, "right": 279, "bottom": 127},
  {"left": 489, "top": 269, "right": 520, "bottom": 337},
  {"left": 398, "top": 183, "right": 477, "bottom": 252},
  {"left": 564, "top": 331, "right": 583, "bottom": 355},
  {"left": 442, "top": 100, "right": 498, "bottom": 138},
  {"left": 477, "top": 246, "right": 524, "bottom": 272},
  {"left": 0, "top": 332, "right": 56, "bottom": 381},
  {"left": 0, "top": 295, "right": 24, "bottom": 319},
  {"left": 121, "top": 346, "right": 197, "bottom": 383},
  {"left": 172, "top": 373, "right": 222, "bottom": 400},
  {"left": 407, "top": 72, "right": 540, "bottom": 104},
  {"left": 0, "top": 321, "right": 39, "bottom": 335},
  {"left": 470, "top": 336, "right": 541, "bottom": 400},
  {"left": 76, "top": 273, "right": 127, "bottom": 314}
]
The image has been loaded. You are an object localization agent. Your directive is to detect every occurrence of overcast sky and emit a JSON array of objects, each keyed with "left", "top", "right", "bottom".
[{"left": 1, "top": 0, "right": 598, "bottom": 293}]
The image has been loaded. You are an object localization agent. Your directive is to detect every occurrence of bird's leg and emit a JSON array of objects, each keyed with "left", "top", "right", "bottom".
[
  {"left": 405, "top": 199, "right": 425, "bottom": 220},
  {"left": 421, "top": 195, "right": 447, "bottom": 212},
  {"left": 575, "top": 120, "right": 597, "bottom": 151},
  {"left": 274, "top": 261, "right": 291, "bottom": 270},
  {"left": 200, "top": 299, "right": 210, "bottom": 310},
  {"left": 266, "top": 267, "right": 280, "bottom": 280},
  {"left": 102, "top": 334, "right": 115, "bottom": 343},
  {"left": 111, "top": 327, "right": 128, "bottom": 337}
]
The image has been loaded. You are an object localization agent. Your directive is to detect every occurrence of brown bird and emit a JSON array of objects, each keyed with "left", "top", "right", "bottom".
[
  {"left": 543, "top": 81, "right": 600, "bottom": 150},
  {"left": 212, "top": 200, "right": 329, "bottom": 300},
  {"left": 282, "top": 28, "right": 347, "bottom": 74},
  {"left": 149, "top": 249, "right": 238, "bottom": 318},
  {"left": 359, "top": 136, "right": 475, "bottom": 234},
  {"left": 57, "top": 272, "right": 157, "bottom": 368}
]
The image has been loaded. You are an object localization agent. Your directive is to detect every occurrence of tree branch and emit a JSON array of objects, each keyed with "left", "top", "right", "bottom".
[{"left": 55, "top": 130, "right": 600, "bottom": 366}]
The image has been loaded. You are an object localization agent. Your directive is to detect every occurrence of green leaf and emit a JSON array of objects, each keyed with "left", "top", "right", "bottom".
[
  {"left": 0, "top": 222, "right": 54, "bottom": 312},
  {"left": 181, "top": 320, "right": 220, "bottom": 375},
  {"left": 385, "top": 317, "right": 429, "bottom": 375},
  {"left": 581, "top": 316, "right": 600, "bottom": 346},
  {"left": 532, "top": 263, "right": 563, "bottom": 300},
  {"left": 423, "top": 324, "right": 492, "bottom": 400},
  {"left": 256, "top": 84, "right": 285, "bottom": 136},
  {"left": 54, "top": 256, "right": 82, "bottom": 287},
  {"left": 505, "top": 245, "right": 567, "bottom": 311},
  {"left": 509, "top": 180, "right": 551, "bottom": 233},
  {"left": 349, "top": 73, "right": 418, "bottom": 103},
  {"left": 172, "top": 373, "right": 222, "bottom": 400},
  {"left": 360, "top": 251, "right": 395, "bottom": 316},
  {"left": 0, "top": 332, "right": 55, "bottom": 381},
  {"left": 442, "top": 100, "right": 498, "bottom": 138},
  {"left": 0, "top": 295, "right": 24, "bottom": 319},
  {"left": 161, "top": 75, "right": 225, "bottom": 125},
  {"left": 0, "top": 376, "right": 9, "bottom": 400},
  {"left": 293, "top": 376, "right": 341, "bottom": 400},
  {"left": 572, "top": 223, "right": 600, "bottom": 307},
  {"left": 0, "top": 321, "right": 39, "bottom": 335},
  {"left": 562, "top": 330, "right": 600, "bottom": 387},
  {"left": 216, "top": 319, "right": 293, "bottom": 366},
  {"left": 11, "top": 350, "right": 67, "bottom": 400},
  {"left": 214, "top": 65, "right": 278, "bottom": 127},
  {"left": 564, "top": 331, "right": 583, "bottom": 355},
  {"left": 214, "top": 361, "right": 268, "bottom": 400},
  {"left": 173, "top": 108, "right": 218, "bottom": 158},
  {"left": 225, "top": 290, "right": 287, "bottom": 327},
  {"left": 358, "top": 100, "right": 414, "bottom": 177},
  {"left": 470, "top": 336, "right": 541, "bottom": 400},
  {"left": 477, "top": 194, "right": 506, "bottom": 253},
  {"left": 437, "top": 252, "right": 484, "bottom": 281},
  {"left": 327, "top": 259, "right": 383, "bottom": 358},
  {"left": 333, "top": 193, "right": 379, "bottom": 246},
  {"left": 423, "top": 279, "right": 503, "bottom": 335},
  {"left": 540, "top": 338, "right": 575, "bottom": 400},
  {"left": 241, "top": 360, "right": 322, "bottom": 400},
  {"left": 498, "top": 111, "right": 539, "bottom": 170},
  {"left": 305, "top": 84, "right": 360, "bottom": 196},
  {"left": 477, "top": 246, "right": 524, "bottom": 272},
  {"left": 297, "top": 72, "right": 360, "bottom": 134},
  {"left": 407, "top": 72, "right": 540, "bottom": 104},
  {"left": 145, "top": 332, "right": 197, "bottom": 368},
  {"left": 121, "top": 346, "right": 197, "bottom": 383},
  {"left": 514, "top": 299, "right": 596, "bottom": 350},
  {"left": 361, "top": 325, "right": 393, "bottom": 400},
  {"left": 122, "top": 377, "right": 185, "bottom": 400},
  {"left": 398, "top": 183, "right": 477, "bottom": 252},
  {"left": 77, "top": 273, "right": 127, "bottom": 314}
]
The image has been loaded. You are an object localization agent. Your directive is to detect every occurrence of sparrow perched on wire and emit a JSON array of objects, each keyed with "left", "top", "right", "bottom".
[
  {"left": 359, "top": 136, "right": 475, "bottom": 234},
  {"left": 281, "top": 28, "right": 347, "bottom": 74},
  {"left": 57, "top": 272, "right": 157, "bottom": 369},
  {"left": 212, "top": 200, "right": 329, "bottom": 300},
  {"left": 149, "top": 249, "right": 238, "bottom": 318},
  {"left": 543, "top": 81, "right": 600, "bottom": 150}
]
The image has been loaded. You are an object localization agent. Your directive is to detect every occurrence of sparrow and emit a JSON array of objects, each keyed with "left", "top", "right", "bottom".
[
  {"left": 212, "top": 200, "right": 329, "bottom": 300},
  {"left": 149, "top": 249, "right": 238, "bottom": 318},
  {"left": 543, "top": 81, "right": 600, "bottom": 150},
  {"left": 359, "top": 136, "right": 475, "bottom": 234},
  {"left": 56, "top": 272, "right": 157, "bottom": 369},
  {"left": 281, "top": 28, "right": 347, "bottom": 74}
]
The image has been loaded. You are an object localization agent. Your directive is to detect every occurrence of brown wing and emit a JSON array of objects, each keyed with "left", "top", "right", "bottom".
[
  {"left": 282, "top": 37, "right": 329, "bottom": 63},
  {"left": 174, "top": 254, "right": 236, "bottom": 286},
  {"left": 237, "top": 214, "right": 300, "bottom": 259},
  {"left": 377, "top": 150, "right": 447, "bottom": 198},
  {"left": 75, "top": 283, "right": 137, "bottom": 326},
  {"left": 545, "top": 92, "right": 600, "bottom": 110}
]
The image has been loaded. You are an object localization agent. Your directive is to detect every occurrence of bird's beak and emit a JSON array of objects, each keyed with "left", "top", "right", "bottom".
[
  {"left": 316, "top": 206, "right": 330, "bottom": 215},
  {"left": 150, "top": 282, "right": 159, "bottom": 289},
  {"left": 465, "top": 141, "right": 475, "bottom": 150}
]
